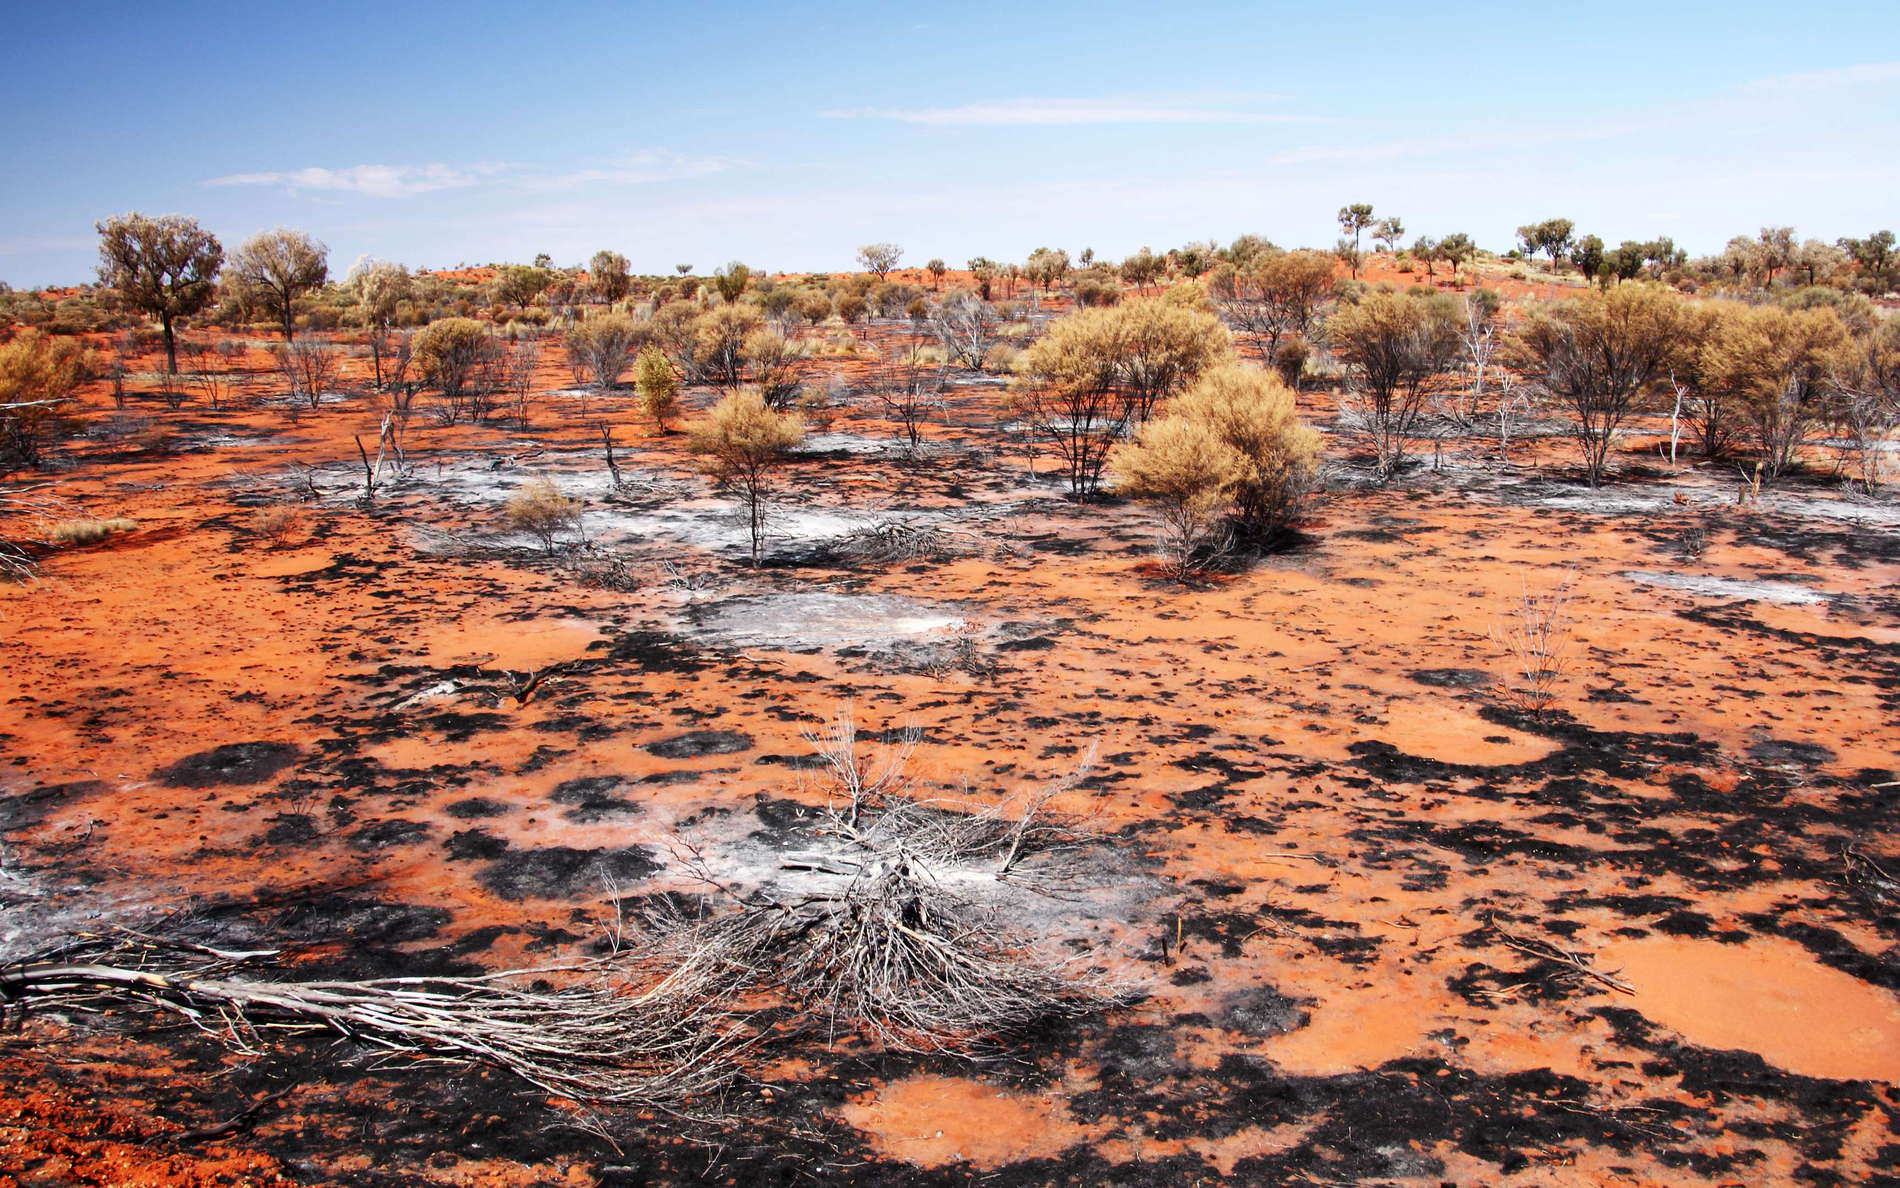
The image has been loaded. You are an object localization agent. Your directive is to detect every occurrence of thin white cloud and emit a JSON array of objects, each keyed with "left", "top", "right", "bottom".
[
  {"left": 516, "top": 151, "right": 741, "bottom": 192},
  {"left": 205, "top": 152, "right": 736, "bottom": 198},
  {"left": 824, "top": 96, "right": 1311, "bottom": 126},
  {"left": 1269, "top": 114, "right": 1674, "bottom": 167},
  {"left": 1744, "top": 61, "right": 1900, "bottom": 92},
  {"left": 206, "top": 163, "right": 498, "bottom": 197}
]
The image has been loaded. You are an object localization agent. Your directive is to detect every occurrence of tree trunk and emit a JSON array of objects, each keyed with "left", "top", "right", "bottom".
[{"left": 162, "top": 316, "right": 178, "bottom": 375}]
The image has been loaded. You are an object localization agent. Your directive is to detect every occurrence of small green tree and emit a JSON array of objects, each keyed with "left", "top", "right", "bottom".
[
  {"left": 687, "top": 389, "right": 805, "bottom": 563},
  {"left": 712, "top": 261, "right": 751, "bottom": 303},
  {"left": 347, "top": 259, "right": 413, "bottom": 388},
  {"left": 1569, "top": 235, "right": 1606, "bottom": 284},
  {"left": 491, "top": 264, "right": 553, "bottom": 310},
  {"left": 925, "top": 258, "right": 947, "bottom": 290},
  {"left": 1437, "top": 232, "right": 1476, "bottom": 280},
  {"left": 1336, "top": 204, "right": 1375, "bottom": 277},
  {"left": 635, "top": 345, "right": 681, "bottom": 430},
  {"left": 1120, "top": 247, "right": 1164, "bottom": 294},
  {"left": 857, "top": 243, "right": 903, "bottom": 279},
  {"left": 1373, "top": 217, "right": 1406, "bottom": 256},
  {"left": 229, "top": 228, "right": 329, "bottom": 341},
  {"left": 589, "top": 251, "right": 632, "bottom": 303}
]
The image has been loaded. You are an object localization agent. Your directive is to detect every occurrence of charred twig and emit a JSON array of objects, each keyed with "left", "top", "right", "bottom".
[
  {"left": 1490, "top": 920, "right": 1633, "bottom": 995},
  {"left": 169, "top": 1084, "right": 299, "bottom": 1145}
]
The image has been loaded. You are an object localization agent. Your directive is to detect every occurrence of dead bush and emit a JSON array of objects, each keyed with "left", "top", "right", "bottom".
[
  {"left": 47, "top": 517, "right": 137, "bottom": 546},
  {"left": 249, "top": 504, "right": 303, "bottom": 544},
  {"left": 1490, "top": 579, "right": 1574, "bottom": 716}
]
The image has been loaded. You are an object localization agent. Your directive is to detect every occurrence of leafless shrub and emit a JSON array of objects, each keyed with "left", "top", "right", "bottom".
[
  {"left": 925, "top": 628, "right": 1001, "bottom": 682},
  {"left": 573, "top": 550, "right": 640, "bottom": 591},
  {"left": 869, "top": 347, "right": 947, "bottom": 448},
  {"left": 274, "top": 337, "right": 341, "bottom": 410},
  {"left": 652, "top": 714, "right": 1124, "bottom": 1053},
  {"left": 505, "top": 339, "right": 540, "bottom": 427},
  {"left": 836, "top": 520, "right": 969, "bottom": 564},
  {"left": 188, "top": 364, "right": 239, "bottom": 412},
  {"left": 1490, "top": 579, "right": 1574, "bottom": 716}
]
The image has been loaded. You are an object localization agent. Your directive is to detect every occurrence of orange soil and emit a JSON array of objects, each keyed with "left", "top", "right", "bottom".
[{"left": 2, "top": 321, "right": 1896, "bottom": 1185}]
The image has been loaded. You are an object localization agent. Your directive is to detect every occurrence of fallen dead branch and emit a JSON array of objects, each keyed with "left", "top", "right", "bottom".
[
  {"left": 1490, "top": 920, "right": 1633, "bottom": 995},
  {"left": 0, "top": 928, "right": 746, "bottom": 1114}
]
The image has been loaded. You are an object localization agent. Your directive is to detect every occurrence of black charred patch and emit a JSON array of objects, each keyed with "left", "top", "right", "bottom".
[
  {"left": 1219, "top": 986, "right": 1310, "bottom": 1037},
  {"left": 444, "top": 828, "right": 509, "bottom": 861},
  {"left": 550, "top": 775, "right": 641, "bottom": 820},
  {"left": 0, "top": 779, "right": 105, "bottom": 832},
  {"left": 1409, "top": 667, "right": 1493, "bottom": 688},
  {"left": 444, "top": 796, "right": 510, "bottom": 819},
  {"left": 1747, "top": 738, "right": 1837, "bottom": 768},
  {"left": 155, "top": 742, "right": 300, "bottom": 788},
  {"left": 606, "top": 631, "right": 710, "bottom": 673},
  {"left": 261, "top": 813, "right": 320, "bottom": 846},
  {"left": 645, "top": 730, "right": 753, "bottom": 759},
  {"left": 476, "top": 845, "right": 661, "bottom": 901},
  {"left": 349, "top": 818, "right": 432, "bottom": 850}
]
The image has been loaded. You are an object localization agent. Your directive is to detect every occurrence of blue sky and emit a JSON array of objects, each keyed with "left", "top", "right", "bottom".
[{"left": 3, "top": 0, "right": 1896, "bottom": 286}]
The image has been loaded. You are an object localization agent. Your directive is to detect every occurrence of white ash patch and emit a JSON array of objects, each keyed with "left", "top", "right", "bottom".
[
  {"left": 1622, "top": 571, "right": 1832, "bottom": 605},
  {"left": 680, "top": 592, "right": 967, "bottom": 650}
]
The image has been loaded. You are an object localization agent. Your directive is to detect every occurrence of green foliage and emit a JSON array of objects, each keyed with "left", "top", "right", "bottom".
[
  {"left": 634, "top": 345, "right": 681, "bottom": 429},
  {"left": 229, "top": 228, "right": 329, "bottom": 341},
  {"left": 0, "top": 328, "right": 91, "bottom": 472},
  {"left": 95, "top": 212, "right": 223, "bottom": 373}
]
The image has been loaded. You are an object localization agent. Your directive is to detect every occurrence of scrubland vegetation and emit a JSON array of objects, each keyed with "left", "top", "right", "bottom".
[{"left": 2, "top": 204, "right": 1897, "bottom": 1186}]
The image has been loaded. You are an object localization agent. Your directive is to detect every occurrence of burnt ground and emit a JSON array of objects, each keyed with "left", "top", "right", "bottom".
[{"left": 2, "top": 333, "right": 1898, "bottom": 1187}]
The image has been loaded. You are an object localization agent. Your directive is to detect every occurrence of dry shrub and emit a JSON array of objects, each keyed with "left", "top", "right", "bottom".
[
  {"left": 837, "top": 520, "right": 964, "bottom": 564},
  {"left": 504, "top": 477, "right": 583, "bottom": 555},
  {"left": 1111, "top": 364, "right": 1321, "bottom": 576},
  {"left": 634, "top": 344, "right": 681, "bottom": 429},
  {"left": 48, "top": 517, "right": 137, "bottom": 546},
  {"left": 249, "top": 504, "right": 303, "bottom": 544},
  {"left": 1490, "top": 580, "right": 1574, "bottom": 716},
  {"left": 687, "top": 390, "right": 804, "bottom": 564},
  {"left": 649, "top": 710, "right": 1131, "bottom": 1053}
]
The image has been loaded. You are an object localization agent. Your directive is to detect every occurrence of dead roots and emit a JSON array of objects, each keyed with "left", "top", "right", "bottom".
[
  {"left": 648, "top": 714, "right": 1127, "bottom": 1054},
  {"left": 0, "top": 929, "right": 743, "bottom": 1114}
]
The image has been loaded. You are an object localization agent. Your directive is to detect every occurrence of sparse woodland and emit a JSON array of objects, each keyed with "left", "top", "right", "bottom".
[{"left": 1, "top": 211, "right": 1898, "bottom": 1185}]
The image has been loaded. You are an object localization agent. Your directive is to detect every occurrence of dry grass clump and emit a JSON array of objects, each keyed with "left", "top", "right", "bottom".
[
  {"left": 249, "top": 504, "right": 303, "bottom": 544},
  {"left": 47, "top": 517, "right": 137, "bottom": 546},
  {"left": 837, "top": 520, "right": 971, "bottom": 564}
]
